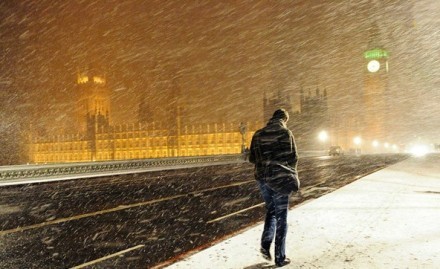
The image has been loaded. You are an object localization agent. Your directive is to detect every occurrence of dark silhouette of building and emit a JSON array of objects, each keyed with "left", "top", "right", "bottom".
[
  {"left": 263, "top": 89, "right": 294, "bottom": 122},
  {"left": 263, "top": 87, "right": 329, "bottom": 150},
  {"left": 294, "top": 87, "right": 329, "bottom": 150},
  {"left": 138, "top": 92, "right": 153, "bottom": 125}
]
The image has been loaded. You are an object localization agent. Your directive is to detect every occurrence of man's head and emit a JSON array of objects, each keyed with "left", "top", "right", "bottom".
[{"left": 272, "top": 108, "right": 289, "bottom": 123}]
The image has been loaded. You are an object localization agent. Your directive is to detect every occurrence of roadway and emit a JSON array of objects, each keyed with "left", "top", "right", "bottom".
[{"left": 0, "top": 154, "right": 408, "bottom": 268}]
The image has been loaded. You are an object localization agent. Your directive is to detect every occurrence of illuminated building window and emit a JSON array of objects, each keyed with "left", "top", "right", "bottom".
[
  {"left": 77, "top": 75, "right": 89, "bottom": 84},
  {"left": 93, "top": 76, "right": 105, "bottom": 84}
]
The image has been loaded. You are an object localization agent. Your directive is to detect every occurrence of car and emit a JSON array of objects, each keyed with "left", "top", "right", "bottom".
[{"left": 328, "top": 146, "right": 343, "bottom": 156}]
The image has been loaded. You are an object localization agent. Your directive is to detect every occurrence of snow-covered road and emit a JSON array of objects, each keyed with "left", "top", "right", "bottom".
[{"left": 166, "top": 154, "right": 440, "bottom": 268}]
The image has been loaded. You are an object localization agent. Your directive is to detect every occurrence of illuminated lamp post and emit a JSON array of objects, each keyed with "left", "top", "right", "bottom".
[
  {"left": 372, "top": 140, "right": 379, "bottom": 148},
  {"left": 318, "top": 130, "right": 329, "bottom": 150},
  {"left": 239, "top": 122, "right": 247, "bottom": 154},
  {"left": 354, "top": 136, "right": 362, "bottom": 154},
  {"left": 372, "top": 140, "right": 379, "bottom": 153}
]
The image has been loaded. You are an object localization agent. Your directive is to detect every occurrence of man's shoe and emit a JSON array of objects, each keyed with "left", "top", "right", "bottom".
[
  {"left": 275, "top": 258, "right": 291, "bottom": 267},
  {"left": 260, "top": 247, "right": 271, "bottom": 261}
]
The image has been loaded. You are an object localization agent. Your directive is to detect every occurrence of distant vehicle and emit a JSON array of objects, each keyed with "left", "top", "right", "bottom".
[{"left": 328, "top": 146, "right": 343, "bottom": 156}]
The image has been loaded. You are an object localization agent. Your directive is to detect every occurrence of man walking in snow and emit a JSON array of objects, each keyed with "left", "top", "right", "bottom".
[{"left": 249, "top": 108, "right": 298, "bottom": 267}]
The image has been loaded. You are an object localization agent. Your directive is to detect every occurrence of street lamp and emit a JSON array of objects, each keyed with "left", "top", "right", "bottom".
[
  {"left": 354, "top": 136, "right": 362, "bottom": 155},
  {"left": 318, "top": 130, "right": 329, "bottom": 142},
  {"left": 318, "top": 130, "right": 329, "bottom": 151},
  {"left": 239, "top": 122, "right": 247, "bottom": 154},
  {"left": 372, "top": 140, "right": 379, "bottom": 148}
]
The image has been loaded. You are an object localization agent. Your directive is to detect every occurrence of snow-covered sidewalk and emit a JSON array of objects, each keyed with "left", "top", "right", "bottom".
[{"left": 165, "top": 154, "right": 440, "bottom": 269}]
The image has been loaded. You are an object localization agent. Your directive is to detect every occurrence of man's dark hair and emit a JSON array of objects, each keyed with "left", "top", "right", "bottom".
[{"left": 272, "top": 108, "right": 289, "bottom": 122}]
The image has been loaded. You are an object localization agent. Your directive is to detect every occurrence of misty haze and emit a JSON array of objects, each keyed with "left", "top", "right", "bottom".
[
  {"left": 0, "top": 1, "right": 439, "bottom": 269},
  {"left": 0, "top": 1, "right": 438, "bottom": 165}
]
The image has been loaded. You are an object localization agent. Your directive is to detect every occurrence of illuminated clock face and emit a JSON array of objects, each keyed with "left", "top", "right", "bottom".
[{"left": 367, "top": 60, "right": 380, "bottom": 73}]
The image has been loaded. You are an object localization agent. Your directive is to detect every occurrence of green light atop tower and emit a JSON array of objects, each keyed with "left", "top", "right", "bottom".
[{"left": 364, "top": 48, "right": 389, "bottom": 59}]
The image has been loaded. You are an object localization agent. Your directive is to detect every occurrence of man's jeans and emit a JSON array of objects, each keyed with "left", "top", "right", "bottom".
[{"left": 258, "top": 180, "right": 290, "bottom": 263}]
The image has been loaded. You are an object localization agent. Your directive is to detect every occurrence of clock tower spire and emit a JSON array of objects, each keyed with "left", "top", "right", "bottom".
[{"left": 362, "top": 22, "right": 390, "bottom": 151}]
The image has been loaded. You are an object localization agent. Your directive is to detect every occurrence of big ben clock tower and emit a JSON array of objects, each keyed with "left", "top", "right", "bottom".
[{"left": 362, "top": 33, "right": 390, "bottom": 150}]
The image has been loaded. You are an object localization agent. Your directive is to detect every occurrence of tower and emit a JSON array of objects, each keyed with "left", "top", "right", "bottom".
[
  {"left": 362, "top": 23, "right": 390, "bottom": 148},
  {"left": 165, "top": 68, "right": 185, "bottom": 157},
  {"left": 263, "top": 89, "right": 293, "bottom": 123},
  {"left": 75, "top": 68, "right": 111, "bottom": 136},
  {"left": 138, "top": 91, "right": 153, "bottom": 124},
  {"left": 293, "top": 87, "right": 329, "bottom": 149}
]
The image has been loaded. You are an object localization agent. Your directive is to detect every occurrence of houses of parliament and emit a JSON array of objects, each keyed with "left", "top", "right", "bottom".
[
  {"left": 27, "top": 70, "right": 262, "bottom": 163},
  {"left": 27, "top": 69, "right": 330, "bottom": 164}
]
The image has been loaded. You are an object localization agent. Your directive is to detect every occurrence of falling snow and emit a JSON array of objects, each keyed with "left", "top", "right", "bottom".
[
  {"left": 0, "top": 1, "right": 439, "bottom": 165},
  {"left": 0, "top": 1, "right": 439, "bottom": 268}
]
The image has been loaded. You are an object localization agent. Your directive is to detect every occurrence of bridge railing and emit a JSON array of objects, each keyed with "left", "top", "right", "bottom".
[
  {"left": 0, "top": 151, "right": 327, "bottom": 186},
  {"left": 0, "top": 154, "right": 246, "bottom": 184}
]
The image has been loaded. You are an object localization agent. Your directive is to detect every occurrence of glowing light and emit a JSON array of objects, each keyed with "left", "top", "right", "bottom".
[
  {"left": 364, "top": 48, "right": 389, "bottom": 59},
  {"left": 392, "top": 144, "right": 398, "bottom": 150},
  {"left": 410, "top": 145, "right": 429, "bottom": 157},
  {"left": 318, "top": 130, "right": 329, "bottom": 142},
  {"left": 372, "top": 140, "right": 379, "bottom": 147},
  {"left": 367, "top": 60, "right": 380, "bottom": 72},
  {"left": 354, "top": 136, "right": 362, "bottom": 145},
  {"left": 384, "top": 142, "right": 389, "bottom": 148},
  {"left": 93, "top": 76, "right": 105, "bottom": 84},
  {"left": 77, "top": 75, "right": 89, "bottom": 84}
]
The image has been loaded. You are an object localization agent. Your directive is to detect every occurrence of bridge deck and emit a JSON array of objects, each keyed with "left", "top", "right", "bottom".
[{"left": 165, "top": 154, "right": 440, "bottom": 268}]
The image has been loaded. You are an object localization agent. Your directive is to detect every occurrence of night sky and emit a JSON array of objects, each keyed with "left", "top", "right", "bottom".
[{"left": 1, "top": 0, "right": 439, "bottom": 144}]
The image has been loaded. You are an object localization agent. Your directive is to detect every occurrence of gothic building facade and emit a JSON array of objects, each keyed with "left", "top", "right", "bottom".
[{"left": 27, "top": 71, "right": 259, "bottom": 164}]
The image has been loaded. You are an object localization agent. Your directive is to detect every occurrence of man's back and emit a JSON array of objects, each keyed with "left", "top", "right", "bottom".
[{"left": 249, "top": 118, "right": 298, "bottom": 169}]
